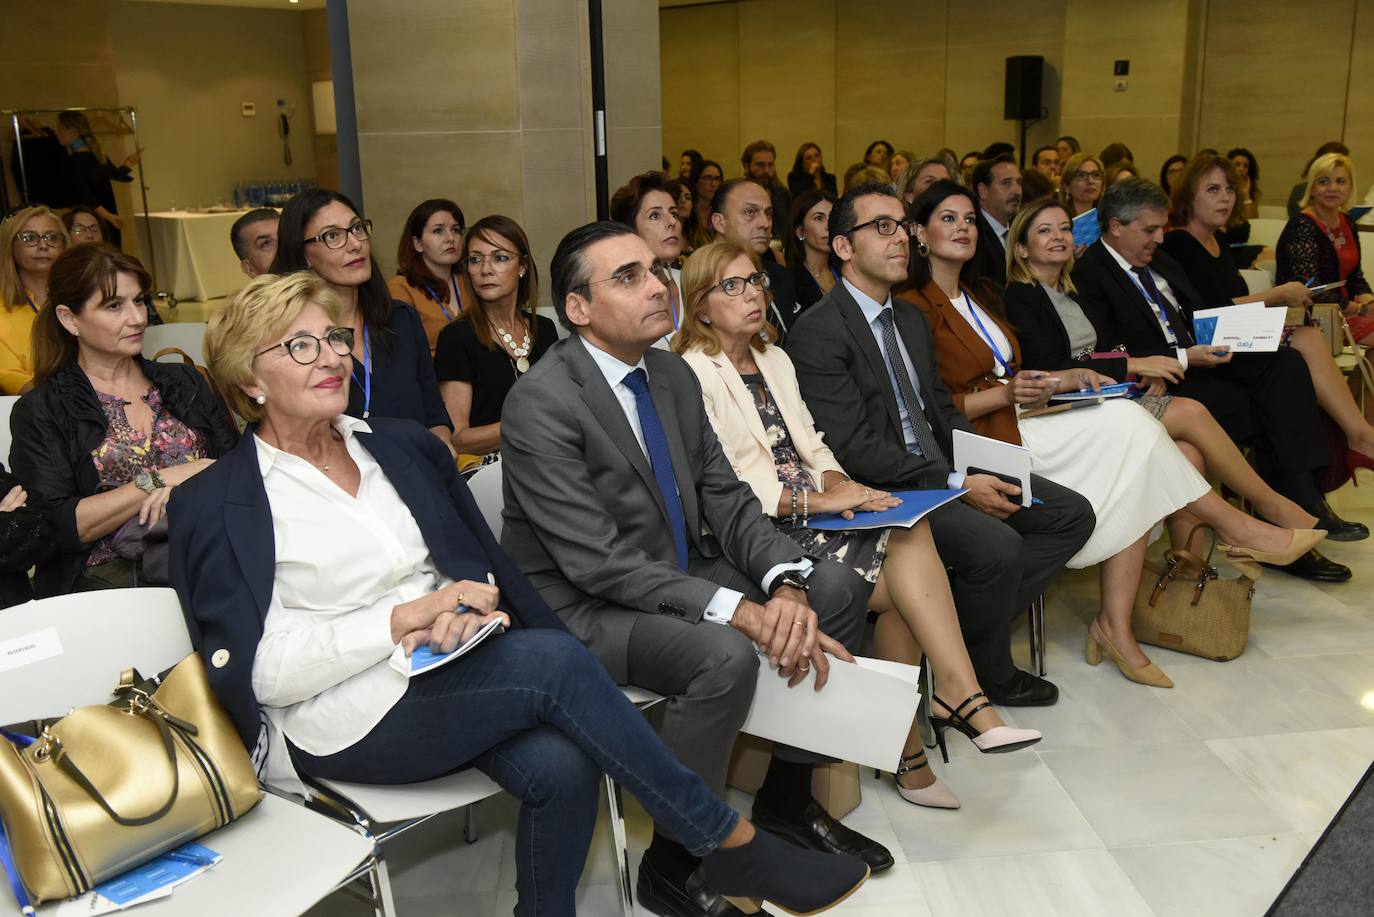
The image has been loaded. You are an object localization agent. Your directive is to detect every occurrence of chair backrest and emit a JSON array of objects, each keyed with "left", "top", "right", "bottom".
[
  {"left": 0, "top": 588, "right": 192, "bottom": 723},
  {"left": 143, "top": 322, "right": 209, "bottom": 367},
  {"left": 0, "top": 395, "right": 18, "bottom": 468},
  {"left": 1246, "top": 217, "right": 1287, "bottom": 250},
  {"left": 467, "top": 460, "right": 504, "bottom": 539}
]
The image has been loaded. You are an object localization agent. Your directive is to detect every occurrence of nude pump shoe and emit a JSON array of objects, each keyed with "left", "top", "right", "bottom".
[{"left": 1086, "top": 618, "right": 1173, "bottom": 688}]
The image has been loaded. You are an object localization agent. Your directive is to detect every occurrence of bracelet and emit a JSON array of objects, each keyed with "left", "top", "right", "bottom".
[
  {"left": 802, "top": 488, "right": 809, "bottom": 527},
  {"left": 150, "top": 469, "right": 166, "bottom": 489},
  {"left": 790, "top": 486, "right": 798, "bottom": 524}
]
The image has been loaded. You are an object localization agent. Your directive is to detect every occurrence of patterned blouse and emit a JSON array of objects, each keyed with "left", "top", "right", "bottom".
[{"left": 86, "top": 386, "right": 205, "bottom": 566}]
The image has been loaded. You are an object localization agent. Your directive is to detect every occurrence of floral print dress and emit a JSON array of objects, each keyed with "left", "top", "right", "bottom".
[
  {"left": 86, "top": 386, "right": 205, "bottom": 566},
  {"left": 741, "top": 373, "right": 888, "bottom": 585}
]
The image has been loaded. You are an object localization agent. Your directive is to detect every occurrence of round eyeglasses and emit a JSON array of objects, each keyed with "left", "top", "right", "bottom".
[{"left": 256, "top": 327, "right": 355, "bottom": 365}]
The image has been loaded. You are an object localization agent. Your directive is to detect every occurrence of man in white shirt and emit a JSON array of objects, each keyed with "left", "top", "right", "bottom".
[
  {"left": 499, "top": 222, "right": 893, "bottom": 917},
  {"left": 970, "top": 154, "right": 1022, "bottom": 287}
]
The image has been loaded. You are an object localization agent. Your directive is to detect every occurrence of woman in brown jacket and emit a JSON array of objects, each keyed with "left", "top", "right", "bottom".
[{"left": 896, "top": 181, "right": 1321, "bottom": 689}]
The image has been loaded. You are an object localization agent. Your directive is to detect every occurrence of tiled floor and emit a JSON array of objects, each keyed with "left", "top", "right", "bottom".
[{"left": 304, "top": 481, "right": 1374, "bottom": 916}]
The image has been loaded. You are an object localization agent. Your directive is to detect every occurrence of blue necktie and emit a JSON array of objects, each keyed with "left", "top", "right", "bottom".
[{"left": 622, "top": 368, "right": 690, "bottom": 570}]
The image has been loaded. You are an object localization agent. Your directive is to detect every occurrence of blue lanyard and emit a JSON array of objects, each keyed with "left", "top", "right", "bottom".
[
  {"left": 422, "top": 276, "right": 462, "bottom": 322},
  {"left": 962, "top": 293, "right": 1011, "bottom": 374},
  {"left": 349, "top": 325, "right": 372, "bottom": 418},
  {"left": 22, "top": 292, "right": 38, "bottom": 314}
]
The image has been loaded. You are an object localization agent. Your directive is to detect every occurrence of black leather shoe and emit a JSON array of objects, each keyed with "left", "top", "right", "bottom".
[
  {"left": 1262, "top": 548, "right": 1352, "bottom": 582},
  {"left": 984, "top": 667, "right": 1059, "bottom": 706},
  {"left": 750, "top": 797, "right": 894, "bottom": 873},
  {"left": 637, "top": 857, "right": 769, "bottom": 917},
  {"left": 1314, "top": 501, "right": 1369, "bottom": 542}
]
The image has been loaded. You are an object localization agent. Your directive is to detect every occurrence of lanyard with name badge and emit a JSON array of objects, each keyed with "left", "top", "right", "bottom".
[
  {"left": 962, "top": 293, "right": 1011, "bottom": 375},
  {"left": 350, "top": 325, "right": 372, "bottom": 418},
  {"left": 422, "top": 275, "right": 462, "bottom": 322}
]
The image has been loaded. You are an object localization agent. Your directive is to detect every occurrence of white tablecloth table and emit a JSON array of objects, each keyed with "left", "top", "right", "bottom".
[{"left": 135, "top": 210, "right": 252, "bottom": 302}]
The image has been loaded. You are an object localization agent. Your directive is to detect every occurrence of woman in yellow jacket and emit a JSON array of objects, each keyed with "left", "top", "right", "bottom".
[{"left": 0, "top": 206, "right": 69, "bottom": 394}]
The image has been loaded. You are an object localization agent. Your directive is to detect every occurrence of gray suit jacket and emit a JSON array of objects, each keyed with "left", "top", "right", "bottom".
[{"left": 499, "top": 335, "right": 802, "bottom": 676}]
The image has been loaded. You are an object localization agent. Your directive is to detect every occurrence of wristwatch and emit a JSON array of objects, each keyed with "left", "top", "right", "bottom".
[
  {"left": 768, "top": 568, "right": 811, "bottom": 596},
  {"left": 134, "top": 470, "right": 166, "bottom": 494}
]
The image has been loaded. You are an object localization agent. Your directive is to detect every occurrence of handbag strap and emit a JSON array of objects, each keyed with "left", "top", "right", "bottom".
[{"left": 49, "top": 706, "right": 181, "bottom": 827}]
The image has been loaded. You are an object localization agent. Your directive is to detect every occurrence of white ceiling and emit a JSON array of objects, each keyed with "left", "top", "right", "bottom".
[{"left": 123, "top": 0, "right": 325, "bottom": 10}]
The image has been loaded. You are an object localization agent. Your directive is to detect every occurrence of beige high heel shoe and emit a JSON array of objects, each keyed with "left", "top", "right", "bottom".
[
  {"left": 894, "top": 749, "right": 961, "bottom": 810},
  {"left": 1086, "top": 618, "right": 1173, "bottom": 688},
  {"left": 1218, "top": 528, "right": 1327, "bottom": 577}
]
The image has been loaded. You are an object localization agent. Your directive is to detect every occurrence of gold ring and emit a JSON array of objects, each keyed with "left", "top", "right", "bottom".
[
  {"left": 456, "top": 592, "right": 466, "bottom": 608},
  {"left": 792, "top": 619, "right": 804, "bottom": 629}
]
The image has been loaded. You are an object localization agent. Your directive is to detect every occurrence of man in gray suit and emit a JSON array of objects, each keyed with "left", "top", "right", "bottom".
[{"left": 500, "top": 222, "right": 891, "bottom": 917}]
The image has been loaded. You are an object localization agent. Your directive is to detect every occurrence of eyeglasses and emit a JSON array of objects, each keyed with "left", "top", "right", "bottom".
[
  {"left": 715, "top": 271, "right": 771, "bottom": 296},
  {"left": 464, "top": 251, "right": 519, "bottom": 269},
  {"left": 69, "top": 224, "right": 101, "bottom": 239},
  {"left": 15, "top": 231, "right": 65, "bottom": 247},
  {"left": 1072, "top": 170, "right": 1103, "bottom": 182},
  {"left": 576, "top": 260, "right": 671, "bottom": 293},
  {"left": 846, "top": 216, "right": 915, "bottom": 238},
  {"left": 255, "top": 327, "right": 355, "bottom": 364},
  {"left": 304, "top": 220, "right": 372, "bottom": 250}
]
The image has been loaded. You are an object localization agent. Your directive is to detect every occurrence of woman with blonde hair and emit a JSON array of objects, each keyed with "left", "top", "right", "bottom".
[
  {"left": 897, "top": 155, "right": 959, "bottom": 204},
  {"left": 674, "top": 240, "right": 1042, "bottom": 810},
  {"left": 0, "top": 206, "right": 69, "bottom": 393}
]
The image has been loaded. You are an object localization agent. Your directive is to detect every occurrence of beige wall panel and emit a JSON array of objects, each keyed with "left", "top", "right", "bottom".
[
  {"left": 359, "top": 130, "right": 524, "bottom": 277},
  {"left": 304, "top": 8, "right": 332, "bottom": 82},
  {"left": 1344, "top": 0, "right": 1374, "bottom": 186},
  {"left": 517, "top": 0, "right": 585, "bottom": 132},
  {"left": 604, "top": 0, "right": 664, "bottom": 132},
  {"left": 835, "top": 0, "right": 947, "bottom": 167},
  {"left": 109, "top": 3, "right": 317, "bottom": 212},
  {"left": 660, "top": 4, "right": 741, "bottom": 170},
  {"left": 1060, "top": 0, "right": 1189, "bottom": 173},
  {"left": 349, "top": 0, "right": 519, "bottom": 135},
  {"left": 1198, "top": 0, "right": 1354, "bottom": 195},
  {"left": 608, "top": 125, "right": 666, "bottom": 190},
  {"left": 944, "top": 0, "right": 1065, "bottom": 161},
  {"left": 737, "top": 0, "right": 835, "bottom": 180},
  {"left": 0, "top": 1, "right": 114, "bottom": 66},
  {"left": 522, "top": 128, "right": 589, "bottom": 304}
]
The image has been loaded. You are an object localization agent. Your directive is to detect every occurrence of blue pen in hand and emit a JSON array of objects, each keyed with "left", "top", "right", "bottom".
[{"left": 1031, "top": 497, "right": 1044, "bottom": 506}]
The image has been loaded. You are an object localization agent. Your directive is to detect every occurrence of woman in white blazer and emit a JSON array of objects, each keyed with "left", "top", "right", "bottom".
[{"left": 676, "top": 242, "right": 1041, "bottom": 812}]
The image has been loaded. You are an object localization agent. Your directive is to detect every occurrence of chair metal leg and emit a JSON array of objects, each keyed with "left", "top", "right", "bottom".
[
  {"left": 1028, "top": 594, "right": 1047, "bottom": 677},
  {"left": 464, "top": 803, "right": 478, "bottom": 844},
  {"left": 605, "top": 776, "right": 635, "bottom": 917},
  {"left": 917, "top": 654, "right": 935, "bottom": 748},
  {"left": 370, "top": 855, "right": 397, "bottom": 917}
]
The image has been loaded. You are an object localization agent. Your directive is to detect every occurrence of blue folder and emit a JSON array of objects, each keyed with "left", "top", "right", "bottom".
[{"left": 805, "top": 488, "right": 966, "bottom": 532}]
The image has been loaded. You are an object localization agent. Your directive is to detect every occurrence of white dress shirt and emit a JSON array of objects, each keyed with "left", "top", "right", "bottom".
[
  {"left": 982, "top": 211, "right": 1010, "bottom": 250},
  {"left": 843, "top": 278, "right": 966, "bottom": 488},
  {"left": 251, "top": 415, "right": 455, "bottom": 793},
  {"left": 1103, "top": 241, "right": 1191, "bottom": 370},
  {"left": 580, "top": 338, "right": 810, "bottom": 623}
]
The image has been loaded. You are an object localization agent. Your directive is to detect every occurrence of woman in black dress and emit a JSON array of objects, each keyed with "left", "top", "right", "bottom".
[
  {"left": 434, "top": 216, "right": 555, "bottom": 465},
  {"left": 53, "top": 112, "right": 139, "bottom": 248}
]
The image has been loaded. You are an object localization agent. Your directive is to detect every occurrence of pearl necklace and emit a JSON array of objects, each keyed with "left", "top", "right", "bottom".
[{"left": 492, "top": 316, "right": 531, "bottom": 373}]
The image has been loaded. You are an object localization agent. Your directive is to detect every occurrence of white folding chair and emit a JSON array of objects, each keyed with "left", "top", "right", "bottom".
[
  {"left": 467, "top": 458, "right": 663, "bottom": 917},
  {"left": 0, "top": 589, "right": 374, "bottom": 917},
  {"left": 0, "top": 394, "right": 19, "bottom": 467},
  {"left": 143, "top": 322, "right": 209, "bottom": 366}
]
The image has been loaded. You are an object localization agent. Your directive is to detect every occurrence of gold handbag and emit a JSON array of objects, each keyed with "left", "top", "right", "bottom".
[
  {"left": 1132, "top": 525, "right": 1256, "bottom": 661},
  {"left": 0, "top": 654, "right": 262, "bottom": 905}
]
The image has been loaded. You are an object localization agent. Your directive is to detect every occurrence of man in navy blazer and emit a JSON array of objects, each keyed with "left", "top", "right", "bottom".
[{"left": 169, "top": 417, "right": 563, "bottom": 751}]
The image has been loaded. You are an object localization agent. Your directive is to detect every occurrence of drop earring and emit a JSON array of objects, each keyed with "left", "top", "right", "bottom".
[{"left": 916, "top": 240, "right": 931, "bottom": 257}]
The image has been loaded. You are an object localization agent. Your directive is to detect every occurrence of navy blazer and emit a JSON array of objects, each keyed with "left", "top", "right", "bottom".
[
  {"left": 168, "top": 416, "right": 564, "bottom": 749},
  {"left": 346, "top": 301, "right": 452, "bottom": 430}
]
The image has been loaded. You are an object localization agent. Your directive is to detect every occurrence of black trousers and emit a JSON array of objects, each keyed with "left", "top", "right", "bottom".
[
  {"left": 1173, "top": 346, "right": 1329, "bottom": 505},
  {"left": 927, "top": 474, "right": 1095, "bottom": 686}
]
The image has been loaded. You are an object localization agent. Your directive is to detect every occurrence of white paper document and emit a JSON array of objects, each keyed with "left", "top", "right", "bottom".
[
  {"left": 740, "top": 656, "right": 921, "bottom": 773},
  {"left": 952, "top": 429, "right": 1033, "bottom": 507},
  {"left": 1191, "top": 301, "right": 1286, "bottom": 352}
]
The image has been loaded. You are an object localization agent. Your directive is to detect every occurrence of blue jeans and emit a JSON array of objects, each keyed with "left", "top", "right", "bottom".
[{"left": 289, "top": 628, "right": 738, "bottom": 915}]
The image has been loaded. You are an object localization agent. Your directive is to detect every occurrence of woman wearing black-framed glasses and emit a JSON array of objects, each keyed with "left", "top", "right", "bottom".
[
  {"left": 272, "top": 188, "right": 453, "bottom": 453},
  {"left": 0, "top": 205, "right": 69, "bottom": 394}
]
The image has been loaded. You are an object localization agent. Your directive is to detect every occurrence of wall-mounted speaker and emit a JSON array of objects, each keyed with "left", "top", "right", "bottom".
[{"left": 1004, "top": 55, "right": 1044, "bottom": 121}]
